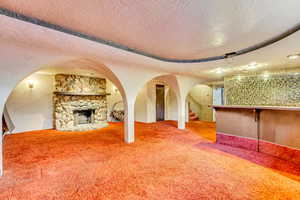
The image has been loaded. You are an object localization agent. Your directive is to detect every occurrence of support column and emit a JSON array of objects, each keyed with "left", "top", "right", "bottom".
[
  {"left": 185, "top": 100, "right": 189, "bottom": 123},
  {"left": 178, "top": 97, "right": 186, "bottom": 129},
  {"left": 124, "top": 99, "right": 135, "bottom": 143}
]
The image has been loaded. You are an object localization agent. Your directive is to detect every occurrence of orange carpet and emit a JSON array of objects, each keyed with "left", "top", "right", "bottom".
[
  {"left": 1, "top": 121, "right": 300, "bottom": 199},
  {"left": 187, "top": 120, "right": 216, "bottom": 142}
]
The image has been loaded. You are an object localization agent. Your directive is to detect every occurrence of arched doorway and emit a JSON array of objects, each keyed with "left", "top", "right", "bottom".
[
  {"left": 186, "top": 84, "right": 213, "bottom": 122},
  {"left": 184, "top": 84, "right": 217, "bottom": 141},
  {"left": 134, "top": 75, "right": 181, "bottom": 126},
  {"left": 0, "top": 58, "right": 131, "bottom": 175}
]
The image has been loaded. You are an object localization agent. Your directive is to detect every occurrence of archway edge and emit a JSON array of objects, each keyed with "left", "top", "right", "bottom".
[
  {"left": 0, "top": 57, "right": 134, "bottom": 176},
  {"left": 133, "top": 74, "right": 181, "bottom": 124},
  {"left": 0, "top": 57, "right": 129, "bottom": 118}
]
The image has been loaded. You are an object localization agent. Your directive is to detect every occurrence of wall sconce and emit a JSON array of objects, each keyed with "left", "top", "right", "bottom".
[
  {"left": 27, "top": 79, "right": 35, "bottom": 89},
  {"left": 112, "top": 85, "right": 118, "bottom": 93},
  {"left": 287, "top": 54, "right": 300, "bottom": 60}
]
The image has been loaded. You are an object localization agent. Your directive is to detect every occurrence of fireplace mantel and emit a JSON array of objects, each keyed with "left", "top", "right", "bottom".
[{"left": 54, "top": 91, "right": 111, "bottom": 96}]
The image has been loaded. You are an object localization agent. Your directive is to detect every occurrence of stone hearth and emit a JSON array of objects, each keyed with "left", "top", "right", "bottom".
[{"left": 53, "top": 74, "right": 109, "bottom": 131}]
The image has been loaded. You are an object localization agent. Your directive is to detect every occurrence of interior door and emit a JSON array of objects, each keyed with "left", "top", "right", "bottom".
[{"left": 156, "top": 84, "right": 165, "bottom": 121}]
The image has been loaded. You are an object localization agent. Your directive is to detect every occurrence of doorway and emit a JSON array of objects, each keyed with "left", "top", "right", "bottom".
[{"left": 156, "top": 84, "right": 165, "bottom": 121}]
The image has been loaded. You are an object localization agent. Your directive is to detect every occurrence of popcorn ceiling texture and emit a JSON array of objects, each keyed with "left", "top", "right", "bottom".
[
  {"left": 54, "top": 74, "right": 108, "bottom": 131},
  {"left": 1, "top": 1, "right": 300, "bottom": 60},
  {"left": 225, "top": 73, "right": 300, "bottom": 106}
]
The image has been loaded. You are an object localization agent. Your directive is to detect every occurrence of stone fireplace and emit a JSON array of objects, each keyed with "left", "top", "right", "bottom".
[{"left": 53, "top": 74, "right": 109, "bottom": 131}]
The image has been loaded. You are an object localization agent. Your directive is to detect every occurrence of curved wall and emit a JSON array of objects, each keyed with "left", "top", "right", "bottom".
[
  {"left": 6, "top": 73, "right": 54, "bottom": 133},
  {"left": 5, "top": 73, "right": 123, "bottom": 133}
]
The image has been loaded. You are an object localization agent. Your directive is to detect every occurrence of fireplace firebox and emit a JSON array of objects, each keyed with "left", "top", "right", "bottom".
[{"left": 73, "top": 109, "right": 95, "bottom": 126}]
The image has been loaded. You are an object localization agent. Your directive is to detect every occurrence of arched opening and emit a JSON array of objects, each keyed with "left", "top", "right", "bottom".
[
  {"left": 2, "top": 59, "right": 127, "bottom": 136},
  {"left": 185, "top": 83, "right": 220, "bottom": 142},
  {"left": 186, "top": 84, "right": 213, "bottom": 122},
  {"left": 134, "top": 75, "right": 180, "bottom": 126}
]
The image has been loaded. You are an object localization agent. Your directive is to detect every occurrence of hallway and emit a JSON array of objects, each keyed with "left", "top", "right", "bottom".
[{"left": 1, "top": 121, "right": 300, "bottom": 199}]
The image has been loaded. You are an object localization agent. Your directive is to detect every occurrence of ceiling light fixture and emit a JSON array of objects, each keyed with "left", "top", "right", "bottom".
[
  {"left": 246, "top": 62, "right": 258, "bottom": 70},
  {"left": 262, "top": 73, "right": 270, "bottom": 80},
  {"left": 287, "top": 54, "right": 300, "bottom": 60},
  {"left": 236, "top": 75, "right": 242, "bottom": 81}
]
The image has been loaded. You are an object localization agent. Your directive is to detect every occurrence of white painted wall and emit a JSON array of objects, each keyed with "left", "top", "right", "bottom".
[
  {"left": 166, "top": 88, "right": 178, "bottom": 120},
  {"left": 6, "top": 73, "right": 54, "bottom": 133},
  {"left": 146, "top": 83, "right": 157, "bottom": 123},
  {"left": 106, "top": 80, "right": 123, "bottom": 121},
  {"left": 134, "top": 80, "right": 156, "bottom": 123},
  {"left": 212, "top": 85, "right": 224, "bottom": 121},
  {"left": 134, "top": 83, "right": 149, "bottom": 122}
]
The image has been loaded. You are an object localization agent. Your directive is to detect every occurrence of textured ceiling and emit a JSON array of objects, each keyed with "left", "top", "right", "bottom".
[
  {"left": 1, "top": 0, "right": 300, "bottom": 60},
  {"left": 1, "top": 1, "right": 300, "bottom": 82}
]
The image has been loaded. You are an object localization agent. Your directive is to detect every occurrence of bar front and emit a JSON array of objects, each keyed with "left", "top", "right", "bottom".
[{"left": 214, "top": 105, "right": 300, "bottom": 164}]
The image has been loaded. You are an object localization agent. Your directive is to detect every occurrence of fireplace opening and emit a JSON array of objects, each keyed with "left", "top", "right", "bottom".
[{"left": 73, "top": 109, "right": 95, "bottom": 125}]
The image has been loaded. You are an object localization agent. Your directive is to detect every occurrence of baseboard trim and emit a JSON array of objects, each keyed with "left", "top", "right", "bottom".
[{"left": 217, "top": 132, "right": 300, "bottom": 165}]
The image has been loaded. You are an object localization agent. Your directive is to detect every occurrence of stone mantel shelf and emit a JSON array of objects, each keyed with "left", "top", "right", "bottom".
[{"left": 54, "top": 91, "right": 111, "bottom": 96}]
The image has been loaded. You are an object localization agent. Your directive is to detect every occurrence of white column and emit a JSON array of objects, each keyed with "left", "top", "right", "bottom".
[
  {"left": 178, "top": 97, "right": 186, "bottom": 129},
  {"left": 185, "top": 100, "right": 189, "bottom": 123},
  {"left": 124, "top": 99, "right": 135, "bottom": 143}
]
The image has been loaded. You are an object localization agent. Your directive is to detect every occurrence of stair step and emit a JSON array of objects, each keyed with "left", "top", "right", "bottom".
[
  {"left": 189, "top": 116, "right": 199, "bottom": 121},
  {"left": 188, "top": 109, "right": 198, "bottom": 120}
]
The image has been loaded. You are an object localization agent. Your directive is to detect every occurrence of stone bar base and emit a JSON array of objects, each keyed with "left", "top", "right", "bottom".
[
  {"left": 217, "top": 132, "right": 300, "bottom": 165},
  {"left": 59, "top": 122, "right": 109, "bottom": 132}
]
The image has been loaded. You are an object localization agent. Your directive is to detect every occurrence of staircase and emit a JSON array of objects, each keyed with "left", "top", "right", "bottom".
[
  {"left": 187, "top": 94, "right": 200, "bottom": 121},
  {"left": 189, "top": 109, "right": 199, "bottom": 121}
]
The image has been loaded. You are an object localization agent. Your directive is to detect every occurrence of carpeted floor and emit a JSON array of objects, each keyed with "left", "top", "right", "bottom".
[{"left": 1, "top": 121, "right": 300, "bottom": 200}]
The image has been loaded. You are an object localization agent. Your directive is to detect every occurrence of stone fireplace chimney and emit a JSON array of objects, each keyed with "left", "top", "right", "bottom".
[{"left": 53, "top": 74, "right": 109, "bottom": 131}]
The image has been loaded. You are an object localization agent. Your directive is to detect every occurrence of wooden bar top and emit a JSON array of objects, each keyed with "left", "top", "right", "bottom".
[{"left": 213, "top": 105, "right": 300, "bottom": 111}]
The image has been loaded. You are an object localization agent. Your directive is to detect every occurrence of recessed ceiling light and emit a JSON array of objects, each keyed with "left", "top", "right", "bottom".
[{"left": 287, "top": 54, "right": 300, "bottom": 60}]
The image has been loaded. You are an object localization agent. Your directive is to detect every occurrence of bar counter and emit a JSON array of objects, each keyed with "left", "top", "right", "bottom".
[{"left": 213, "top": 105, "right": 300, "bottom": 164}]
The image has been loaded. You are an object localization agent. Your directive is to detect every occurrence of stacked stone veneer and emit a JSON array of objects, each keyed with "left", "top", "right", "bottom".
[
  {"left": 225, "top": 73, "right": 300, "bottom": 106},
  {"left": 55, "top": 74, "right": 106, "bottom": 94},
  {"left": 54, "top": 74, "right": 108, "bottom": 131}
]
